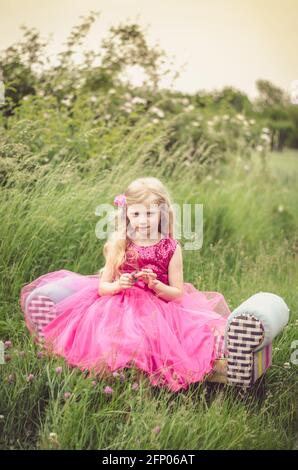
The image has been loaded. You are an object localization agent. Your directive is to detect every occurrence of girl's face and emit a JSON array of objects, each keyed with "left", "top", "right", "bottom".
[{"left": 126, "top": 196, "right": 161, "bottom": 239}]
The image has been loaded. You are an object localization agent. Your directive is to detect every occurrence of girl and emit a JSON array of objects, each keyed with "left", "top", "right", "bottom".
[{"left": 20, "top": 177, "right": 231, "bottom": 392}]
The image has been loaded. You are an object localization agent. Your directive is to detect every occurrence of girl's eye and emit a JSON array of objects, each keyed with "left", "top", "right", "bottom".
[
  {"left": 132, "top": 212, "right": 153, "bottom": 216},
  {"left": 131, "top": 212, "right": 141, "bottom": 217}
]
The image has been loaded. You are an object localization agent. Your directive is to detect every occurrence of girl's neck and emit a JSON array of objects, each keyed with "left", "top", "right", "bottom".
[{"left": 131, "top": 232, "right": 165, "bottom": 247}]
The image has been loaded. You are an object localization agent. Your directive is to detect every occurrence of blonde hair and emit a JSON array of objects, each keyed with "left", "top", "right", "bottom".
[{"left": 97, "top": 177, "right": 175, "bottom": 281}]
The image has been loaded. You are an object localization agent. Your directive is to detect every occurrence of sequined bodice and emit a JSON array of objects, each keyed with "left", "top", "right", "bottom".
[{"left": 120, "top": 235, "right": 178, "bottom": 285}]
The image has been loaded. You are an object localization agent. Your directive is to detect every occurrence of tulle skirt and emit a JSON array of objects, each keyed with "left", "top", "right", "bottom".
[{"left": 20, "top": 270, "right": 231, "bottom": 392}]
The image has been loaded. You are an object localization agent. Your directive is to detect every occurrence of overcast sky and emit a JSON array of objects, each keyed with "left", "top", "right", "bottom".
[{"left": 1, "top": 0, "right": 297, "bottom": 99}]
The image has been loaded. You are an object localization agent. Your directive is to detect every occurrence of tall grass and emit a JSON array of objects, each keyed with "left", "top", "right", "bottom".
[{"left": 0, "top": 149, "right": 297, "bottom": 450}]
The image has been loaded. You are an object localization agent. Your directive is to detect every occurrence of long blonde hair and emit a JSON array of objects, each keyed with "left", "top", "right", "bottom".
[{"left": 98, "top": 177, "right": 176, "bottom": 281}]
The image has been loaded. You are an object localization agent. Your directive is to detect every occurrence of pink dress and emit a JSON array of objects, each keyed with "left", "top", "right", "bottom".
[{"left": 19, "top": 236, "right": 231, "bottom": 392}]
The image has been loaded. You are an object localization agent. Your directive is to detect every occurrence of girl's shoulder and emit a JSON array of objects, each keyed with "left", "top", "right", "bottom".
[
  {"left": 162, "top": 236, "right": 181, "bottom": 260},
  {"left": 158, "top": 235, "right": 181, "bottom": 252},
  {"left": 167, "top": 236, "right": 181, "bottom": 250},
  {"left": 161, "top": 237, "right": 182, "bottom": 267}
]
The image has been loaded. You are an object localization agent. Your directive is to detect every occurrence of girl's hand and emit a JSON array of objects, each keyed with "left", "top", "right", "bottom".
[
  {"left": 133, "top": 268, "right": 157, "bottom": 284},
  {"left": 147, "top": 278, "right": 163, "bottom": 296},
  {"left": 117, "top": 273, "right": 135, "bottom": 290}
]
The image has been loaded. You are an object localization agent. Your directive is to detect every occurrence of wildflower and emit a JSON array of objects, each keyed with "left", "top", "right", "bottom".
[
  {"left": 26, "top": 374, "right": 35, "bottom": 382},
  {"left": 91, "top": 380, "right": 97, "bottom": 387},
  {"left": 55, "top": 366, "right": 63, "bottom": 375},
  {"left": 61, "top": 97, "right": 71, "bottom": 107},
  {"left": 4, "top": 340, "right": 12, "bottom": 349},
  {"left": 112, "top": 371, "right": 119, "bottom": 377},
  {"left": 283, "top": 362, "right": 291, "bottom": 369},
  {"left": 261, "top": 133, "right": 271, "bottom": 143},
  {"left": 103, "top": 386, "right": 113, "bottom": 395},
  {"left": 119, "top": 372, "right": 125, "bottom": 382},
  {"left": 121, "top": 102, "right": 133, "bottom": 113},
  {"left": 152, "top": 425, "right": 161, "bottom": 434},
  {"left": 8, "top": 374, "right": 15, "bottom": 384},
  {"left": 132, "top": 382, "right": 139, "bottom": 391},
  {"left": 64, "top": 392, "right": 72, "bottom": 399},
  {"left": 151, "top": 107, "right": 164, "bottom": 118},
  {"left": 48, "top": 432, "right": 59, "bottom": 448},
  {"left": 277, "top": 205, "right": 284, "bottom": 213},
  {"left": 37, "top": 351, "right": 43, "bottom": 358},
  {"left": 132, "top": 96, "right": 146, "bottom": 105}
]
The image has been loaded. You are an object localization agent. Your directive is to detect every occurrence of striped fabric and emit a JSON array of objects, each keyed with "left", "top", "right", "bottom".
[
  {"left": 226, "top": 314, "right": 265, "bottom": 387},
  {"left": 26, "top": 295, "right": 58, "bottom": 341},
  {"left": 253, "top": 343, "right": 272, "bottom": 382}
]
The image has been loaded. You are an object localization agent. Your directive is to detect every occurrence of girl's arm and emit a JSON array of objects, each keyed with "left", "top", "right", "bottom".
[
  {"left": 150, "top": 244, "right": 184, "bottom": 301},
  {"left": 98, "top": 263, "right": 122, "bottom": 296}
]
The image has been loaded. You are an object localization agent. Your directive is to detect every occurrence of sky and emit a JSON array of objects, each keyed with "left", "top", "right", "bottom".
[{"left": 0, "top": 0, "right": 297, "bottom": 99}]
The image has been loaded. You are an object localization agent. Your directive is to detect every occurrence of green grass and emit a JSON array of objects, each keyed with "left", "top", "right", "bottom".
[{"left": 0, "top": 149, "right": 297, "bottom": 450}]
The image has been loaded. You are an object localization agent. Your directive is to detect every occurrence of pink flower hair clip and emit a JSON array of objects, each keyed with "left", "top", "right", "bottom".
[{"left": 113, "top": 194, "right": 127, "bottom": 207}]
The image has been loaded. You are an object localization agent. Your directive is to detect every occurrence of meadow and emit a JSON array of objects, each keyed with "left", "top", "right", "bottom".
[
  {"left": 0, "top": 14, "right": 297, "bottom": 450},
  {"left": 0, "top": 144, "right": 297, "bottom": 450}
]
